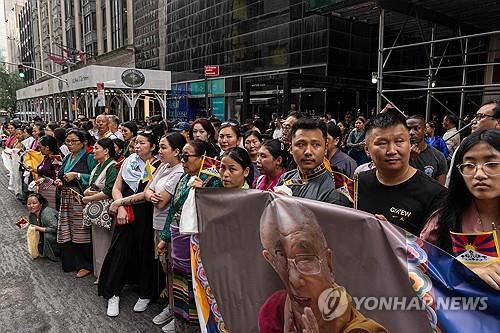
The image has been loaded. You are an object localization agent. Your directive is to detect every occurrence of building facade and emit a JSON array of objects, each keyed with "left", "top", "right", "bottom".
[
  {"left": 18, "top": 1, "right": 35, "bottom": 84},
  {"left": 5, "top": 1, "right": 25, "bottom": 73},
  {"left": 134, "top": 0, "right": 161, "bottom": 70},
  {"left": 164, "top": 0, "right": 375, "bottom": 122}
]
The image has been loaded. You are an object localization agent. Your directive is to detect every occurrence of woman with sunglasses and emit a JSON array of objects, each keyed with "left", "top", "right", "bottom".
[
  {"left": 421, "top": 129, "right": 500, "bottom": 290},
  {"left": 144, "top": 133, "right": 186, "bottom": 327},
  {"left": 53, "top": 129, "right": 96, "bottom": 277},
  {"left": 254, "top": 139, "right": 287, "bottom": 191},
  {"left": 98, "top": 130, "right": 161, "bottom": 317},
  {"left": 218, "top": 120, "right": 241, "bottom": 155},
  {"left": 157, "top": 139, "right": 222, "bottom": 332}
]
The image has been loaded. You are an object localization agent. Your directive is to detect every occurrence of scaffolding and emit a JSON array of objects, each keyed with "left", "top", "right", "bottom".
[{"left": 309, "top": 0, "right": 500, "bottom": 124}]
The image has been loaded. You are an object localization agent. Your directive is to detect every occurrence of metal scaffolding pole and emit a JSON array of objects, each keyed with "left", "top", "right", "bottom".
[
  {"left": 383, "top": 30, "right": 500, "bottom": 51},
  {"left": 384, "top": 61, "right": 500, "bottom": 74},
  {"left": 426, "top": 25, "right": 436, "bottom": 121},
  {"left": 377, "top": 9, "right": 384, "bottom": 113},
  {"left": 459, "top": 37, "right": 469, "bottom": 128},
  {"left": 383, "top": 83, "right": 500, "bottom": 93}
]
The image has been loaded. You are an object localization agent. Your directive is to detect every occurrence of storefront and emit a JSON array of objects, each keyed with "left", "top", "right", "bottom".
[{"left": 16, "top": 65, "right": 171, "bottom": 121}]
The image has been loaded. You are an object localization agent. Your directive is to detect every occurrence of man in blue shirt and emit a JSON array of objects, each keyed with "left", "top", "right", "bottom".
[{"left": 425, "top": 121, "right": 449, "bottom": 158}]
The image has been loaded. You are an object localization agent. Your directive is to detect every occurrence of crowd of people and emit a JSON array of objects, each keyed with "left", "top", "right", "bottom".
[{"left": 1, "top": 99, "right": 499, "bottom": 332}]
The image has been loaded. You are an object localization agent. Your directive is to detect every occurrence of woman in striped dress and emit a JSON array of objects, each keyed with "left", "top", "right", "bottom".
[
  {"left": 54, "top": 129, "right": 96, "bottom": 277},
  {"left": 157, "top": 140, "right": 222, "bottom": 333},
  {"left": 33, "top": 135, "right": 61, "bottom": 210}
]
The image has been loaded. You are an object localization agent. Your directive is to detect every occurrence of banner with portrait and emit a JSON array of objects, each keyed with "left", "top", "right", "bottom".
[{"left": 192, "top": 189, "right": 500, "bottom": 333}]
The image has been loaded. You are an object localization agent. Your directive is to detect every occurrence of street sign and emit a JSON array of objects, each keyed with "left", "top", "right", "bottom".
[
  {"left": 204, "top": 65, "right": 220, "bottom": 77},
  {"left": 97, "top": 82, "right": 105, "bottom": 107}
]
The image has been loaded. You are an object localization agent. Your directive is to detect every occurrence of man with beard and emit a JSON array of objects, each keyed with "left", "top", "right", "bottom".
[
  {"left": 407, "top": 115, "right": 448, "bottom": 185},
  {"left": 276, "top": 118, "right": 350, "bottom": 207},
  {"left": 258, "top": 199, "right": 387, "bottom": 333}
]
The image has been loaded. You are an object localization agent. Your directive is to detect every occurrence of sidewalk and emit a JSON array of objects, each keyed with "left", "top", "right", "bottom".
[{"left": 0, "top": 159, "right": 161, "bottom": 332}]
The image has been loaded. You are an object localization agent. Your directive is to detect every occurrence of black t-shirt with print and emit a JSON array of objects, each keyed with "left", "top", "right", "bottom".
[
  {"left": 357, "top": 169, "right": 447, "bottom": 236},
  {"left": 410, "top": 145, "right": 448, "bottom": 180}
]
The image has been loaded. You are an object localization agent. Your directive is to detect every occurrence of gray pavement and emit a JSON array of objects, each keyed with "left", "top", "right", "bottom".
[{"left": 0, "top": 161, "right": 162, "bottom": 332}]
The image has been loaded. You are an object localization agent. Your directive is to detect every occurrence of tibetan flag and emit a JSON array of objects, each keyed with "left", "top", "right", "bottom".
[
  {"left": 332, "top": 170, "right": 355, "bottom": 203},
  {"left": 450, "top": 231, "right": 500, "bottom": 265},
  {"left": 142, "top": 160, "right": 156, "bottom": 183},
  {"left": 198, "top": 155, "right": 221, "bottom": 178}
]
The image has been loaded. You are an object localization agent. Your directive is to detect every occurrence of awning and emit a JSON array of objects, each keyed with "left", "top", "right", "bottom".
[{"left": 16, "top": 65, "right": 171, "bottom": 100}]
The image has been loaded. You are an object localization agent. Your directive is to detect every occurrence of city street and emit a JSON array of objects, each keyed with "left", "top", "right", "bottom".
[{"left": 0, "top": 160, "right": 160, "bottom": 333}]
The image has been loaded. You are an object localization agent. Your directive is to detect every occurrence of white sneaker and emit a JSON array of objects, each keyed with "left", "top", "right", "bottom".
[
  {"left": 152, "top": 305, "right": 174, "bottom": 325},
  {"left": 107, "top": 296, "right": 120, "bottom": 317},
  {"left": 133, "top": 298, "right": 151, "bottom": 312},
  {"left": 162, "top": 319, "right": 176, "bottom": 333}
]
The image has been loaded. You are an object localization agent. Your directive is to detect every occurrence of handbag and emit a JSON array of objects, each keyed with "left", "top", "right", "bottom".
[
  {"left": 83, "top": 198, "right": 113, "bottom": 229},
  {"left": 82, "top": 161, "right": 116, "bottom": 229},
  {"left": 26, "top": 224, "right": 40, "bottom": 259}
]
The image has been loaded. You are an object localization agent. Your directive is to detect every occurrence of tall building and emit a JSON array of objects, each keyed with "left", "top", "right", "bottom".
[
  {"left": 134, "top": 0, "right": 161, "bottom": 70},
  {"left": 18, "top": 1, "right": 35, "bottom": 84},
  {"left": 164, "top": 0, "right": 375, "bottom": 122},
  {"left": 15, "top": 0, "right": 135, "bottom": 85},
  {"left": 3, "top": 0, "right": 26, "bottom": 73}
]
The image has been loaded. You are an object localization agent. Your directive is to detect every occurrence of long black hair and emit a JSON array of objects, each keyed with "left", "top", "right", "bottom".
[
  {"left": 435, "top": 129, "right": 500, "bottom": 252},
  {"left": 163, "top": 132, "right": 187, "bottom": 160},
  {"left": 27, "top": 192, "right": 49, "bottom": 208},
  {"left": 189, "top": 139, "right": 219, "bottom": 158},
  {"left": 39, "top": 135, "right": 61, "bottom": 155},
  {"left": 96, "top": 138, "right": 118, "bottom": 160},
  {"left": 137, "top": 128, "right": 159, "bottom": 155},
  {"left": 221, "top": 147, "right": 254, "bottom": 185},
  {"left": 261, "top": 139, "right": 288, "bottom": 169}
]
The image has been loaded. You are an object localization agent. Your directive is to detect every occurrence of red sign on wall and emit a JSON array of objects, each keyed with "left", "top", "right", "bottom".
[{"left": 204, "top": 65, "right": 220, "bottom": 77}]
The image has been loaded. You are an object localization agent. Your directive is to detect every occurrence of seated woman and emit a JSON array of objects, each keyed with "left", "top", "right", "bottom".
[
  {"left": 81, "top": 138, "right": 118, "bottom": 282},
  {"left": 26, "top": 193, "right": 60, "bottom": 261},
  {"left": 421, "top": 129, "right": 500, "bottom": 290},
  {"left": 157, "top": 140, "right": 222, "bottom": 333},
  {"left": 253, "top": 139, "right": 287, "bottom": 191}
]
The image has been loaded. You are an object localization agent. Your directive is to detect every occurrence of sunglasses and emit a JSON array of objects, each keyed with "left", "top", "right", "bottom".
[
  {"left": 137, "top": 130, "right": 154, "bottom": 136},
  {"left": 179, "top": 153, "right": 201, "bottom": 161},
  {"left": 221, "top": 121, "right": 239, "bottom": 127}
]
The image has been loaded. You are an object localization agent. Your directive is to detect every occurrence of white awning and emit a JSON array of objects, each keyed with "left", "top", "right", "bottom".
[{"left": 16, "top": 65, "right": 171, "bottom": 100}]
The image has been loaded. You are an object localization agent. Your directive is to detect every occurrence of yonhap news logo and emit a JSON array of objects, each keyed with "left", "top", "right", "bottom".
[{"left": 318, "top": 293, "right": 488, "bottom": 315}]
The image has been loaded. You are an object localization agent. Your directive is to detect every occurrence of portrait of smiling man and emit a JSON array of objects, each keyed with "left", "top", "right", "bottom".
[{"left": 258, "top": 199, "right": 387, "bottom": 333}]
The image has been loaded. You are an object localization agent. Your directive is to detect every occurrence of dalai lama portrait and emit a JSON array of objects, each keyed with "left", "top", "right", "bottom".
[{"left": 258, "top": 199, "right": 387, "bottom": 333}]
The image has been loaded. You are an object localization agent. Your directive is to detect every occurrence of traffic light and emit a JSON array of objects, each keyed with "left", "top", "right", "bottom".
[{"left": 18, "top": 64, "right": 25, "bottom": 78}]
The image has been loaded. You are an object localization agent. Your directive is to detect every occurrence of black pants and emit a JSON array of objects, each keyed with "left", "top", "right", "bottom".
[{"left": 60, "top": 242, "right": 93, "bottom": 272}]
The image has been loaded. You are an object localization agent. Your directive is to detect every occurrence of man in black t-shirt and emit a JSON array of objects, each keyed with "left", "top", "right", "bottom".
[
  {"left": 356, "top": 110, "right": 446, "bottom": 236},
  {"left": 407, "top": 115, "right": 448, "bottom": 185}
]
